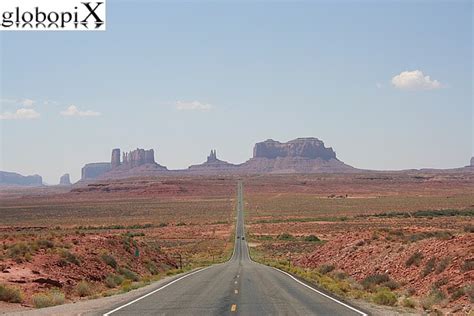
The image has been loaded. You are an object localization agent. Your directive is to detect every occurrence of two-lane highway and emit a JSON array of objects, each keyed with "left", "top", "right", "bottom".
[{"left": 103, "top": 181, "right": 367, "bottom": 315}]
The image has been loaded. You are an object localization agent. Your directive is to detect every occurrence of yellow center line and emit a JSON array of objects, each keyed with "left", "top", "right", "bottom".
[
  {"left": 234, "top": 281, "right": 238, "bottom": 284},
  {"left": 235, "top": 289, "right": 238, "bottom": 294},
  {"left": 231, "top": 304, "right": 237, "bottom": 312}
]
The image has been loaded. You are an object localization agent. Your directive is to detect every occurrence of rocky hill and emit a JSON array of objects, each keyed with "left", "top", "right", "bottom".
[
  {"left": 241, "top": 138, "right": 355, "bottom": 173},
  {"left": 0, "top": 171, "right": 43, "bottom": 186},
  {"left": 187, "top": 150, "right": 238, "bottom": 174}
]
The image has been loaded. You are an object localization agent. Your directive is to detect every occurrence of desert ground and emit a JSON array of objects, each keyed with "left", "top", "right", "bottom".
[{"left": 0, "top": 172, "right": 473, "bottom": 314}]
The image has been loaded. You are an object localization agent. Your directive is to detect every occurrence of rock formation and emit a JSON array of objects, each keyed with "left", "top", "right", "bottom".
[
  {"left": 241, "top": 138, "right": 354, "bottom": 173},
  {"left": 111, "top": 148, "right": 121, "bottom": 169},
  {"left": 253, "top": 138, "right": 337, "bottom": 160},
  {"left": 471, "top": 157, "right": 474, "bottom": 167},
  {"left": 122, "top": 148, "right": 156, "bottom": 168},
  {"left": 0, "top": 171, "right": 43, "bottom": 186},
  {"left": 81, "top": 162, "right": 111, "bottom": 180},
  {"left": 59, "top": 173, "right": 71, "bottom": 185},
  {"left": 188, "top": 150, "right": 238, "bottom": 173},
  {"left": 207, "top": 150, "right": 218, "bottom": 163}
]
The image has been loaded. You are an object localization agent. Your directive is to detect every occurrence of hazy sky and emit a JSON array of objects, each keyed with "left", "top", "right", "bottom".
[{"left": 1, "top": 1, "right": 472, "bottom": 184}]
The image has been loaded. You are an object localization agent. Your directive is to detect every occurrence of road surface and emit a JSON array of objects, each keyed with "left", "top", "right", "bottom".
[{"left": 103, "top": 181, "right": 367, "bottom": 316}]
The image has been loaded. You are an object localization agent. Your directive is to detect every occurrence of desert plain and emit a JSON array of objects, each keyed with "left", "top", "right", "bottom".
[{"left": 0, "top": 172, "right": 472, "bottom": 315}]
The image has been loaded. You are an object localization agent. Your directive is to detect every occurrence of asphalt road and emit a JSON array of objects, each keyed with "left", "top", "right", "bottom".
[{"left": 103, "top": 181, "right": 367, "bottom": 316}]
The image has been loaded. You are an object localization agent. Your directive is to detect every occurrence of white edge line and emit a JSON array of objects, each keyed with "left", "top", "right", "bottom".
[
  {"left": 103, "top": 266, "right": 212, "bottom": 315},
  {"left": 271, "top": 267, "right": 368, "bottom": 316}
]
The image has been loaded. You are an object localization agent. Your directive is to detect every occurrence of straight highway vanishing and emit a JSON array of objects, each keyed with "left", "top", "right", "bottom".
[{"left": 102, "top": 181, "right": 368, "bottom": 316}]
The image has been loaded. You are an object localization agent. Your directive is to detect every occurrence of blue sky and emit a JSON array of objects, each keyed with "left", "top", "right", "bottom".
[{"left": 1, "top": 1, "right": 472, "bottom": 184}]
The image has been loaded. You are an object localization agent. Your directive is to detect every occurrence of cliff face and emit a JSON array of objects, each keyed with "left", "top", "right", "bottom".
[
  {"left": 121, "top": 149, "right": 155, "bottom": 168},
  {"left": 471, "top": 157, "right": 474, "bottom": 167},
  {"left": 253, "top": 138, "right": 337, "bottom": 160},
  {"left": 59, "top": 173, "right": 71, "bottom": 185},
  {"left": 242, "top": 138, "right": 354, "bottom": 173},
  {"left": 81, "top": 163, "right": 111, "bottom": 180},
  {"left": 0, "top": 171, "right": 43, "bottom": 186}
]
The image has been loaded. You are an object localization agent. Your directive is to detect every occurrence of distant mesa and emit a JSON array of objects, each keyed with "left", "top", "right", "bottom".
[
  {"left": 188, "top": 149, "right": 238, "bottom": 173},
  {"left": 81, "top": 162, "right": 111, "bottom": 180},
  {"left": 79, "top": 138, "right": 357, "bottom": 180},
  {"left": 81, "top": 147, "right": 167, "bottom": 181},
  {"left": 471, "top": 157, "right": 474, "bottom": 167},
  {"left": 0, "top": 171, "right": 43, "bottom": 186},
  {"left": 253, "top": 138, "right": 337, "bottom": 160},
  {"left": 240, "top": 137, "right": 354, "bottom": 173},
  {"left": 59, "top": 173, "right": 72, "bottom": 185}
]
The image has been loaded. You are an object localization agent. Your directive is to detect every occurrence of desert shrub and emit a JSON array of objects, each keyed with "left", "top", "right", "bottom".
[
  {"left": 145, "top": 260, "right": 159, "bottom": 275},
  {"left": 158, "top": 223, "right": 168, "bottom": 227},
  {"left": 60, "top": 249, "right": 80, "bottom": 266},
  {"left": 32, "top": 289, "right": 64, "bottom": 308},
  {"left": 119, "top": 268, "right": 139, "bottom": 281},
  {"left": 421, "top": 257, "right": 436, "bottom": 277},
  {"left": 76, "top": 281, "right": 93, "bottom": 297},
  {"left": 435, "top": 257, "right": 450, "bottom": 274},
  {"left": 176, "top": 222, "right": 186, "bottom": 226},
  {"left": 402, "top": 297, "right": 416, "bottom": 308},
  {"left": 0, "top": 284, "right": 23, "bottom": 303},
  {"left": 120, "top": 279, "right": 132, "bottom": 292},
  {"left": 36, "top": 239, "right": 55, "bottom": 249},
  {"left": 466, "top": 284, "right": 474, "bottom": 302},
  {"left": 383, "top": 279, "right": 400, "bottom": 290},
  {"left": 406, "top": 251, "right": 423, "bottom": 267},
  {"left": 433, "top": 277, "right": 448, "bottom": 288},
  {"left": 461, "top": 259, "right": 474, "bottom": 272},
  {"left": 101, "top": 253, "right": 118, "bottom": 269},
  {"left": 105, "top": 274, "right": 124, "bottom": 288},
  {"left": 361, "top": 273, "right": 390, "bottom": 290},
  {"left": 421, "top": 288, "right": 446, "bottom": 310},
  {"left": 405, "top": 288, "right": 416, "bottom": 297},
  {"left": 318, "top": 264, "right": 335, "bottom": 274},
  {"left": 277, "top": 233, "right": 294, "bottom": 240},
  {"left": 304, "top": 235, "right": 320, "bottom": 242},
  {"left": 124, "top": 232, "right": 145, "bottom": 238},
  {"left": 450, "top": 288, "right": 464, "bottom": 301},
  {"left": 372, "top": 287, "right": 397, "bottom": 306},
  {"left": 32, "top": 293, "right": 52, "bottom": 308},
  {"left": 122, "top": 236, "right": 132, "bottom": 252},
  {"left": 7, "top": 243, "right": 32, "bottom": 262},
  {"left": 464, "top": 225, "right": 474, "bottom": 233},
  {"left": 334, "top": 271, "right": 348, "bottom": 280},
  {"left": 408, "top": 231, "right": 452, "bottom": 242}
]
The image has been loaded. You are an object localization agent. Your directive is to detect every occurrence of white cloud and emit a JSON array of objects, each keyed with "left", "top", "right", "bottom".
[
  {"left": 0, "top": 108, "right": 40, "bottom": 120},
  {"left": 60, "top": 105, "right": 101, "bottom": 117},
  {"left": 21, "top": 98, "right": 35, "bottom": 107},
  {"left": 391, "top": 70, "right": 442, "bottom": 90},
  {"left": 175, "top": 100, "right": 212, "bottom": 111},
  {"left": 376, "top": 82, "right": 383, "bottom": 89}
]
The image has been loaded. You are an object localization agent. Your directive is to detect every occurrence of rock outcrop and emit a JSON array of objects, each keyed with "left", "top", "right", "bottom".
[
  {"left": 59, "top": 173, "right": 71, "bottom": 185},
  {"left": 253, "top": 138, "right": 337, "bottom": 160},
  {"left": 121, "top": 148, "right": 156, "bottom": 168},
  {"left": 241, "top": 138, "right": 354, "bottom": 173},
  {"left": 0, "top": 171, "right": 43, "bottom": 186},
  {"left": 111, "top": 148, "right": 121, "bottom": 169},
  {"left": 188, "top": 150, "right": 238, "bottom": 173},
  {"left": 471, "top": 157, "right": 474, "bottom": 167},
  {"left": 81, "top": 163, "right": 111, "bottom": 180}
]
